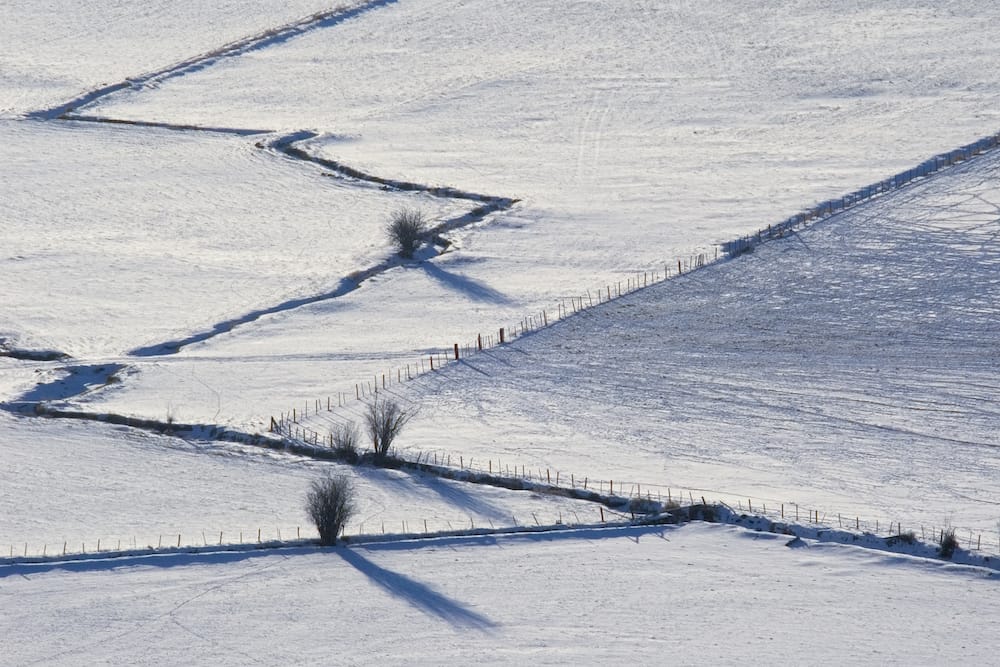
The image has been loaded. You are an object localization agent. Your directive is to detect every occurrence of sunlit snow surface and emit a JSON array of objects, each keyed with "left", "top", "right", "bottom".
[
  {"left": 307, "top": 148, "right": 1000, "bottom": 534},
  {"left": 0, "top": 0, "right": 335, "bottom": 116},
  {"left": 90, "top": 0, "right": 1000, "bottom": 270},
  {"left": 2, "top": 1, "right": 1000, "bottom": 663},
  {"left": 3, "top": 524, "right": 998, "bottom": 666}
]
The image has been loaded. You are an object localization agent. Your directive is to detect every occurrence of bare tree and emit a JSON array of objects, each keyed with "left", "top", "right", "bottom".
[
  {"left": 386, "top": 207, "right": 428, "bottom": 259},
  {"left": 330, "top": 420, "right": 360, "bottom": 462},
  {"left": 938, "top": 527, "right": 958, "bottom": 560},
  {"left": 305, "top": 473, "right": 356, "bottom": 546},
  {"left": 365, "top": 398, "right": 415, "bottom": 458}
]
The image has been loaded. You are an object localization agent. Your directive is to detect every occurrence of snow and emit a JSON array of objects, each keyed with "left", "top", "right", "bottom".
[
  {"left": 300, "top": 147, "right": 1000, "bottom": 541},
  {"left": 3, "top": 523, "right": 998, "bottom": 665},
  {"left": 0, "top": 412, "right": 601, "bottom": 554},
  {"left": 89, "top": 0, "right": 1000, "bottom": 277},
  {"left": 0, "top": 0, "right": 342, "bottom": 117},
  {"left": 2, "top": 0, "right": 1000, "bottom": 662},
  {"left": 0, "top": 120, "right": 466, "bottom": 358}
]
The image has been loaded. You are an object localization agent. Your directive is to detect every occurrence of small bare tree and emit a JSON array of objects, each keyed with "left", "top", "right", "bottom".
[
  {"left": 305, "top": 473, "right": 356, "bottom": 546},
  {"left": 386, "top": 207, "right": 427, "bottom": 259},
  {"left": 365, "top": 398, "right": 415, "bottom": 458},
  {"left": 938, "top": 527, "right": 958, "bottom": 560},
  {"left": 330, "top": 421, "right": 360, "bottom": 462}
]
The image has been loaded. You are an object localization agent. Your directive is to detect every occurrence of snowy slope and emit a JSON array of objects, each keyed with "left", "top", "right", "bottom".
[
  {"left": 0, "top": 120, "right": 466, "bottom": 358},
  {"left": 1, "top": 1, "right": 999, "bottom": 663},
  {"left": 90, "top": 0, "right": 1000, "bottom": 270},
  {"left": 3, "top": 523, "right": 998, "bottom": 666},
  {"left": 0, "top": 0, "right": 341, "bottom": 116},
  {"left": 0, "top": 412, "right": 602, "bottom": 553},
  {"left": 299, "top": 146, "right": 1000, "bottom": 537}
]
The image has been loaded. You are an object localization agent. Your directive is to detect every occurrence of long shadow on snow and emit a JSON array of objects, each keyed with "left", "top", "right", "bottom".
[
  {"left": 356, "top": 466, "right": 513, "bottom": 523},
  {"left": 6, "top": 363, "right": 125, "bottom": 406},
  {"left": 359, "top": 525, "right": 671, "bottom": 553},
  {"left": 420, "top": 262, "right": 514, "bottom": 305},
  {"left": 0, "top": 545, "right": 323, "bottom": 579},
  {"left": 335, "top": 547, "right": 496, "bottom": 631}
]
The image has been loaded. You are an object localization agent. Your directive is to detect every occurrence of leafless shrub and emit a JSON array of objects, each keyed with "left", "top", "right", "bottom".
[
  {"left": 305, "top": 473, "right": 356, "bottom": 546},
  {"left": 330, "top": 421, "right": 360, "bottom": 462},
  {"left": 886, "top": 531, "right": 917, "bottom": 547},
  {"left": 365, "top": 398, "right": 415, "bottom": 458},
  {"left": 939, "top": 528, "right": 959, "bottom": 559},
  {"left": 387, "top": 207, "right": 428, "bottom": 258}
]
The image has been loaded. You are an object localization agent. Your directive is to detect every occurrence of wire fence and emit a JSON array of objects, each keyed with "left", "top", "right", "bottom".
[
  {"left": 722, "top": 131, "right": 1000, "bottom": 256},
  {"left": 211, "top": 418, "right": 1000, "bottom": 562},
  {"left": 240, "top": 128, "right": 1000, "bottom": 568},
  {"left": 266, "top": 252, "right": 717, "bottom": 433},
  {"left": 2, "top": 507, "right": 629, "bottom": 565},
  {"left": 6, "top": 484, "right": 997, "bottom": 567},
  {"left": 270, "top": 129, "right": 1000, "bottom": 437}
]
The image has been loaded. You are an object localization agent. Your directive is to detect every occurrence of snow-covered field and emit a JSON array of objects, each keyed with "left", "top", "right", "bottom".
[
  {"left": 0, "top": 0, "right": 346, "bottom": 117},
  {"left": 298, "top": 146, "right": 999, "bottom": 540},
  {"left": 0, "top": 411, "right": 602, "bottom": 556},
  {"left": 88, "top": 0, "right": 1000, "bottom": 286},
  {"left": 0, "top": 120, "right": 467, "bottom": 358},
  {"left": 3, "top": 0, "right": 1000, "bottom": 663},
  {"left": 4, "top": 523, "right": 998, "bottom": 666}
]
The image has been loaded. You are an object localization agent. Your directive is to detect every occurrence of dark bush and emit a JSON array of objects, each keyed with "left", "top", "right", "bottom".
[
  {"left": 387, "top": 207, "right": 428, "bottom": 259},
  {"left": 886, "top": 531, "right": 916, "bottom": 547},
  {"left": 305, "top": 473, "right": 356, "bottom": 546},
  {"left": 330, "top": 421, "right": 360, "bottom": 463},
  {"left": 939, "top": 528, "right": 958, "bottom": 560}
]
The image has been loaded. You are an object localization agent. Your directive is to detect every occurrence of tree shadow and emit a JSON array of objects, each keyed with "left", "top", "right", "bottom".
[
  {"left": 421, "top": 262, "right": 513, "bottom": 304},
  {"left": 13, "top": 363, "right": 126, "bottom": 403},
  {"left": 355, "top": 466, "right": 511, "bottom": 523},
  {"left": 337, "top": 548, "right": 496, "bottom": 631}
]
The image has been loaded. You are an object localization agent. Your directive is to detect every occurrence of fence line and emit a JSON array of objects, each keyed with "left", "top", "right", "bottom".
[
  {"left": 6, "top": 490, "right": 997, "bottom": 567},
  {"left": 246, "top": 421, "right": 1000, "bottom": 559},
  {"left": 266, "top": 251, "right": 717, "bottom": 434},
  {"left": 3, "top": 508, "right": 626, "bottom": 565},
  {"left": 722, "top": 131, "right": 1000, "bottom": 256},
  {"left": 260, "top": 129, "right": 1000, "bottom": 560},
  {"left": 272, "top": 129, "right": 1000, "bottom": 434}
]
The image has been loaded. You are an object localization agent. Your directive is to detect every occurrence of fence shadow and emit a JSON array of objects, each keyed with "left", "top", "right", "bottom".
[{"left": 0, "top": 544, "right": 321, "bottom": 579}]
